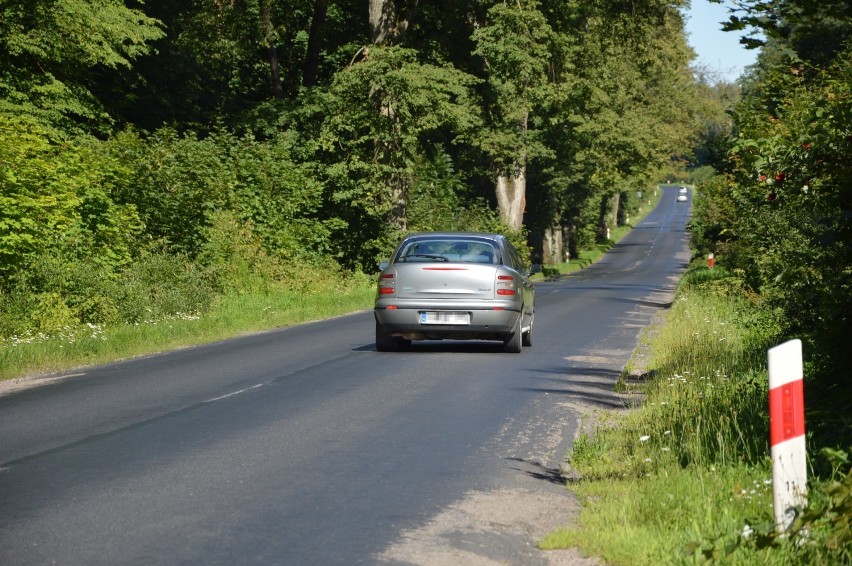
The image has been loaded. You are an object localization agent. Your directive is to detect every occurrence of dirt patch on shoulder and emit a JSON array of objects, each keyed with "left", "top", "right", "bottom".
[
  {"left": 377, "top": 487, "right": 601, "bottom": 565},
  {"left": 0, "top": 372, "right": 84, "bottom": 397}
]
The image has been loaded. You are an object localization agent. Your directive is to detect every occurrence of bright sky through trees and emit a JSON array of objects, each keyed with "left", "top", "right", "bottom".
[{"left": 684, "top": 0, "right": 759, "bottom": 81}]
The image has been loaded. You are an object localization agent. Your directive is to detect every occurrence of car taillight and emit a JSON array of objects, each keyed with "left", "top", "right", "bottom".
[
  {"left": 378, "top": 272, "right": 395, "bottom": 295},
  {"left": 496, "top": 274, "right": 516, "bottom": 296}
]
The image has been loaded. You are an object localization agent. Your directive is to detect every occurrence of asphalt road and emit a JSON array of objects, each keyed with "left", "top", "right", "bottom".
[{"left": 0, "top": 186, "right": 691, "bottom": 565}]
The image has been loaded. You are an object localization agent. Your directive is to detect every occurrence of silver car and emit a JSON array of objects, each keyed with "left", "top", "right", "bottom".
[{"left": 374, "top": 232, "right": 540, "bottom": 353}]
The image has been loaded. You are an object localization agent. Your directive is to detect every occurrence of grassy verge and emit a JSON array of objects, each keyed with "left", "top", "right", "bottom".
[
  {"left": 540, "top": 266, "right": 852, "bottom": 564},
  {"left": 0, "top": 281, "right": 375, "bottom": 381}
]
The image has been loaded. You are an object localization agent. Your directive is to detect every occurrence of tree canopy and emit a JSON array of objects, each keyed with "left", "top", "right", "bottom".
[{"left": 0, "top": 0, "right": 731, "bottom": 333}]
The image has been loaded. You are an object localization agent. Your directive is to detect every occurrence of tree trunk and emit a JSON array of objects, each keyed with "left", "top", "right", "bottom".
[
  {"left": 260, "top": 0, "right": 284, "bottom": 99},
  {"left": 266, "top": 46, "right": 284, "bottom": 99},
  {"left": 369, "top": 0, "right": 394, "bottom": 44},
  {"left": 542, "top": 225, "right": 563, "bottom": 264},
  {"left": 367, "top": 0, "right": 418, "bottom": 231},
  {"left": 495, "top": 168, "right": 526, "bottom": 231},
  {"left": 302, "top": 0, "right": 328, "bottom": 87},
  {"left": 599, "top": 192, "right": 619, "bottom": 240},
  {"left": 390, "top": 177, "right": 408, "bottom": 232},
  {"left": 616, "top": 191, "right": 627, "bottom": 225},
  {"left": 495, "top": 111, "right": 529, "bottom": 231},
  {"left": 369, "top": 0, "right": 416, "bottom": 45}
]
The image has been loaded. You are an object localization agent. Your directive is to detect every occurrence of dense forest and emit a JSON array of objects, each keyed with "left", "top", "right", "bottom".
[
  {"left": 1, "top": 0, "right": 850, "bottom": 440},
  {"left": 1, "top": 0, "right": 707, "bottom": 338}
]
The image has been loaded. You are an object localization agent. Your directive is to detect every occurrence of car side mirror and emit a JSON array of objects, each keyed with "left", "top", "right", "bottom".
[{"left": 379, "top": 261, "right": 389, "bottom": 271}]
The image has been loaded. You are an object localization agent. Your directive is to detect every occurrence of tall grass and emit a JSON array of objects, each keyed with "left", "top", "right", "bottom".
[
  {"left": 541, "top": 465, "right": 777, "bottom": 564},
  {"left": 632, "top": 272, "right": 774, "bottom": 471},
  {"left": 544, "top": 266, "right": 851, "bottom": 564},
  {"left": 580, "top": 268, "right": 776, "bottom": 480}
]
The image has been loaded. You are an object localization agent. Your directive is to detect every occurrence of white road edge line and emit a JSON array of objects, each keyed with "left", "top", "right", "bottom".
[{"left": 205, "top": 383, "right": 265, "bottom": 403}]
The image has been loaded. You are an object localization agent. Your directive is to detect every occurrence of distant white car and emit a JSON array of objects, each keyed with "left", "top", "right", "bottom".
[
  {"left": 678, "top": 186, "right": 688, "bottom": 194},
  {"left": 677, "top": 194, "right": 688, "bottom": 202}
]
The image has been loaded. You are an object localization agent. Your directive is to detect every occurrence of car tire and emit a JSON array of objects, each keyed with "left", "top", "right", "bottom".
[
  {"left": 376, "top": 323, "right": 396, "bottom": 352},
  {"left": 503, "top": 313, "right": 523, "bottom": 353},
  {"left": 522, "top": 312, "right": 533, "bottom": 347}
]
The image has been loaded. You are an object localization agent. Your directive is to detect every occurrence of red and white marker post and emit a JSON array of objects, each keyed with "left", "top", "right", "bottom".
[{"left": 768, "top": 339, "right": 807, "bottom": 531}]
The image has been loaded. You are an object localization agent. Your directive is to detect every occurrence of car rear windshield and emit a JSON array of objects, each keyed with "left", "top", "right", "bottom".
[{"left": 396, "top": 238, "right": 498, "bottom": 264}]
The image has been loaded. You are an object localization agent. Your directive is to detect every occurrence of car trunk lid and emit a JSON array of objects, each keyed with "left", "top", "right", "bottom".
[{"left": 391, "top": 263, "right": 500, "bottom": 300}]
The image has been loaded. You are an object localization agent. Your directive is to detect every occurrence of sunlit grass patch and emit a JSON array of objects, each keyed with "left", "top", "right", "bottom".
[
  {"left": 0, "top": 282, "right": 375, "bottom": 381},
  {"left": 540, "top": 464, "right": 775, "bottom": 564}
]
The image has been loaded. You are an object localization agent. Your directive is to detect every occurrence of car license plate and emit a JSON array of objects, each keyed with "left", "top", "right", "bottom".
[{"left": 420, "top": 311, "right": 470, "bottom": 325}]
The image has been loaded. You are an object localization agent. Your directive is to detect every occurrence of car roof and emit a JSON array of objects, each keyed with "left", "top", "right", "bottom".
[{"left": 401, "top": 232, "right": 503, "bottom": 241}]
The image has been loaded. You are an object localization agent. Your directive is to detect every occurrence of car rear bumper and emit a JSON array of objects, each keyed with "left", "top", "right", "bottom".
[{"left": 375, "top": 302, "right": 521, "bottom": 340}]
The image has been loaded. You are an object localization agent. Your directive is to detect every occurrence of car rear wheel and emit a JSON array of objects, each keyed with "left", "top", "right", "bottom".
[
  {"left": 503, "top": 313, "right": 523, "bottom": 353},
  {"left": 522, "top": 313, "right": 533, "bottom": 347},
  {"left": 376, "top": 323, "right": 396, "bottom": 352}
]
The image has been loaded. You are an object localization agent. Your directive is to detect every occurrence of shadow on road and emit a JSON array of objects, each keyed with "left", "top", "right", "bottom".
[
  {"left": 364, "top": 341, "right": 509, "bottom": 354},
  {"left": 505, "top": 457, "right": 568, "bottom": 486},
  {"left": 514, "top": 366, "right": 634, "bottom": 409}
]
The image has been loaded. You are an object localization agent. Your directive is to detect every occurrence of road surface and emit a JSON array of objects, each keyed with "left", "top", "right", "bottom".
[{"left": 0, "top": 186, "right": 691, "bottom": 565}]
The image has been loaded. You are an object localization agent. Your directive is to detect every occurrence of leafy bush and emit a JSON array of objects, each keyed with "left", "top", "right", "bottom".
[
  {"left": 115, "top": 252, "right": 215, "bottom": 324},
  {"left": 685, "top": 165, "right": 716, "bottom": 185},
  {"left": 0, "top": 116, "right": 142, "bottom": 283},
  {"left": 107, "top": 128, "right": 234, "bottom": 257},
  {"left": 0, "top": 248, "right": 215, "bottom": 341},
  {"left": 699, "top": 46, "right": 852, "bottom": 449},
  {"left": 107, "top": 128, "right": 340, "bottom": 265},
  {"left": 197, "top": 210, "right": 277, "bottom": 294}
]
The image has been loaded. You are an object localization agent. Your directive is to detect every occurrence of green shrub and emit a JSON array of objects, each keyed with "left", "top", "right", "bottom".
[
  {"left": 198, "top": 210, "right": 278, "bottom": 294},
  {"left": 0, "top": 116, "right": 142, "bottom": 283},
  {"left": 116, "top": 252, "right": 215, "bottom": 324},
  {"left": 30, "top": 292, "right": 77, "bottom": 335}
]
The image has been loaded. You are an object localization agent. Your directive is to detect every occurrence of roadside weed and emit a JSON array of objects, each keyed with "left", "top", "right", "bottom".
[{"left": 548, "top": 266, "right": 850, "bottom": 564}]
